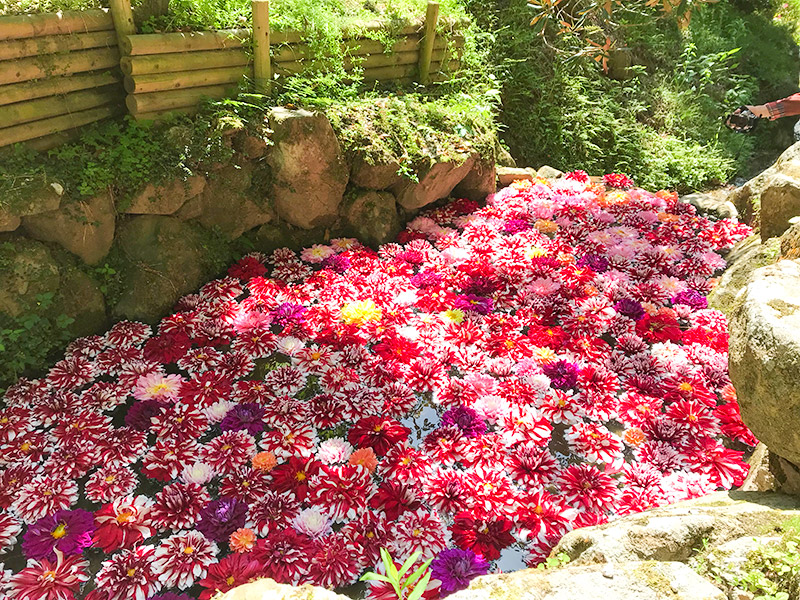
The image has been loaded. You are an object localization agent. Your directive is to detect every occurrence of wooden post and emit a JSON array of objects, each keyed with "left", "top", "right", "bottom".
[
  {"left": 108, "top": 0, "right": 136, "bottom": 40},
  {"left": 252, "top": 0, "right": 271, "bottom": 93},
  {"left": 418, "top": 1, "right": 439, "bottom": 84}
]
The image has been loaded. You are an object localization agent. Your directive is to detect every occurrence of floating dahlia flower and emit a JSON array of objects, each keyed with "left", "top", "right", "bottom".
[
  {"left": 197, "top": 553, "right": 261, "bottom": 600},
  {"left": 602, "top": 173, "right": 634, "bottom": 189},
  {"left": 12, "top": 477, "right": 78, "bottom": 524},
  {"left": 92, "top": 495, "right": 154, "bottom": 553},
  {"left": 348, "top": 416, "right": 410, "bottom": 456},
  {"left": 308, "top": 534, "right": 361, "bottom": 589},
  {"left": 85, "top": 466, "right": 138, "bottom": 503},
  {"left": 22, "top": 509, "right": 94, "bottom": 561},
  {"left": 253, "top": 529, "right": 313, "bottom": 584},
  {"left": 7, "top": 550, "right": 89, "bottom": 600},
  {"left": 229, "top": 527, "right": 256, "bottom": 553},
  {"left": 152, "top": 531, "right": 218, "bottom": 590},
  {"left": 671, "top": 289, "right": 708, "bottom": 310},
  {"left": 559, "top": 464, "right": 619, "bottom": 512},
  {"left": 450, "top": 511, "right": 515, "bottom": 561},
  {"left": 132, "top": 373, "right": 183, "bottom": 402},
  {"left": 541, "top": 360, "right": 579, "bottom": 391},
  {"left": 270, "top": 303, "right": 308, "bottom": 328},
  {"left": 0, "top": 513, "right": 22, "bottom": 554},
  {"left": 441, "top": 405, "right": 487, "bottom": 438},
  {"left": 151, "top": 483, "right": 209, "bottom": 532},
  {"left": 124, "top": 399, "right": 163, "bottom": 431},
  {"left": 576, "top": 254, "right": 609, "bottom": 273},
  {"left": 220, "top": 403, "right": 266, "bottom": 436},
  {"left": 317, "top": 438, "right": 354, "bottom": 465},
  {"left": 431, "top": 548, "right": 489, "bottom": 595},
  {"left": 292, "top": 507, "right": 332, "bottom": 540},
  {"left": 196, "top": 497, "right": 248, "bottom": 544},
  {"left": 94, "top": 545, "right": 161, "bottom": 600}
]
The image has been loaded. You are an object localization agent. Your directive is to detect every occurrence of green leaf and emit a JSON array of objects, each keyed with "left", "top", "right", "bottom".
[
  {"left": 360, "top": 573, "right": 393, "bottom": 584},
  {"left": 381, "top": 548, "right": 399, "bottom": 583},
  {"left": 398, "top": 551, "right": 422, "bottom": 580},
  {"left": 406, "top": 570, "right": 433, "bottom": 600},
  {"left": 402, "top": 558, "right": 433, "bottom": 592}
]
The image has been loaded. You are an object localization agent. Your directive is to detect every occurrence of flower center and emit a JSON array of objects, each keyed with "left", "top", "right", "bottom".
[
  {"left": 295, "top": 471, "right": 307, "bottom": 481},
  {"left": 183, "top": 546, "right": 195, "bottom": 554},
  {"left": 227, "top": 576, "right": 236, "bottom": 585},
  {"left": 51, "top": 523, "right": 67, "bottom": 539},
  {"left": 127, "top": 568, "right": 137, "bottom": 577},
  {"left": 116, "top": 509, "right": 134, "bottom": 524}
]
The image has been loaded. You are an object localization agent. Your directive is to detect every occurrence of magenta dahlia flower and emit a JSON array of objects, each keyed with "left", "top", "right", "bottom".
[
  {"left": 431, "top": 548, "right": 489, "bottom": 595},
  {"left": 22, "top": 509, "right": 94, "bottom": 561},
  {"left": 196, "top": 497, "right": 248, "bottom": 544},
  {"left": 441, "top": 405, "right": 487, "bottom": 438}
]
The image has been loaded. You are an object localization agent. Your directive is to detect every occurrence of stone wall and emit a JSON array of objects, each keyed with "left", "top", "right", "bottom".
[{"left": 0, "top": 107, "right": 496, "bottom": 333}]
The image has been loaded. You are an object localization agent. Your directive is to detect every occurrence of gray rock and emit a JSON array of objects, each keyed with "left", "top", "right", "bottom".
[
  {"left": 496, "top": 143, "right": 516, "bottom": 167},
  {"left": 553, "top": 491, "right": 800, "bottom": 566},
  {"left": 729, "top": 259, "right": 800, "bottom": 465},
  {"left": 0, "top": 237, "right": 60, "bottom": 318},
  {"left": 218, "top": 577, "right": 349, "bottom": 600},
  {"left": 680, "top": 191, "right": 738, "bottom": 220},
  {"left": 391, "top": 154, "right": 477, "bottom": 210},
  {"left": 125, "top": 175, "right": 205, "bottom": 215},
  {"left": 350, "top": 153, "right": 403, "bottom": 190},
  {"left": 22, "top": 192, "right": 115, "bottom": 265},
  {"left": 740, "top": 443, "right": 779, "bottom": 492},
  {"left": 780, "top": 219, "right": 800, "bottom": 259},
  {"left": 759, "top": 173, "right": 800, "bottom": 239},
  {"left": 448, "top": 561, "right": 724, "bottom": 600},
  {"left": 537, "top": 165, "right": 564, "bottom": 180},
  {"left": 52, "top": 269, "right": 107, "bottom": 337},
  {"left": 267, "top": 107, "right": 349, "bottom": 229},
  {"left": 112, "top": 216, "right": 208, "bottom": 323},
  {"left": 453, "top": 158, "right": 496, "bottom": 202},
  {"left": 191, "top": 164, "right": 273, "bottom": 239},
  {"left": 342, "top": 190, "right": 400, "bottom": 247},
  {"left": 707, "top": 235, "right": 781, "bottom": 316},
  {"left": 497, "top": 166, "right": 537, "bottom": 187},
  {"left": 0, "top": 212, "right": 20, "bottom": 232}
]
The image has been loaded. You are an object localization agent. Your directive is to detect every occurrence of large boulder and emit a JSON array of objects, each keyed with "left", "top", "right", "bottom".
[
  {"left": 391, "top": 154, "right": 477, "bottom": 210},
  {"left": 341, "top": 190, "right": 401, "bottom": 247},
  {"left": 553, "top": 491, "right": 800, "bottom": 565},
  {"left": 124, "top": 175, "right": 205, "bottom": 215},
  {"left": 729, "top": 259, "right": 800, "bottom": 465},
  {"left": 0, "top": 180, "right": 63, "bottom": 227},
  {"left": 780, "top": 220, "right": 800, "bottom": 258},
  {"left": 497, "top": 166, "right": 537, "bottom": 187},
  {"left": 448, "top": 561, "right": 724, "bottom": 600},
  {"left": 453, "top": 158, "right": 496, "bottom": 202},
  {"left": 679, "top": 191, "right": 738, "bottom": 220},
  {"left": 184, "top": 164, "right": 273, "bottom": 239},
  {"left": 0, "top": 213, "right": 20, "bottom": 232},
  {"left": 0, "top": 237, "right": 60, "bottom": 318},
  {"left": 760, "top": 174, "right": 800, "bottom": 239},
  {"left": 350, "top": 153, "right": 403, "bottom": 190},
  {"left": 112, "top": 216, "right": 209, "bottom": 323},
  {"left": 51, "top": 268, "right": 107, "bottom": 337},
  {"left": 729, "top": 141, "right": 800, "bottom": 233},
  {"left": 266, "top": 108, "right": 349, "bottom": 229},
  {"left": 707, "top": 235, "right": 780, "bottom": 316},
  {"left": 219, "top": 578, "right": 348, "bottom": 600},
  {"left": 22, "top": 192, "right": 115, "bottom": 265},
  {"left": 536, "top": 165, "right": 564, "bottom": 180}
]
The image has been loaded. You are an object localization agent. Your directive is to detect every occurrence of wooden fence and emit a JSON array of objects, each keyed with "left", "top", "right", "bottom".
[
  {"left": 0, "top": 9, "right": 125, "bottom": 149},
  {"left": 0, "top": 1, "right": 466, "bottom": 147}
]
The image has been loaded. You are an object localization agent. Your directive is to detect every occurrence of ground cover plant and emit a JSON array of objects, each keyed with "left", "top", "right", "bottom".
[{"left": 0, "top": 173, "right": 756, "bottom": 599}]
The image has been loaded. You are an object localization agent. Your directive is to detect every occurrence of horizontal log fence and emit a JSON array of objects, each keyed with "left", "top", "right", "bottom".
[
  {"left": 0, "top": 8, "right": 123, "bottom": 148},
  {"left": 0, "top": 0, "right": 467, "bottom": 146}
]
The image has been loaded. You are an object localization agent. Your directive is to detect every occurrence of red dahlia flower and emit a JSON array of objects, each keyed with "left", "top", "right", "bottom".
[
  {"left": 451, "top": 511, "right": 515, "bottom": 560},
  {"left": 348, "top": 416, "right": 410, "bottom": 456}
]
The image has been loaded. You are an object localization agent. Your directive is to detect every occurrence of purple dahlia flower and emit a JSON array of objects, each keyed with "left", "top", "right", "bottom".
[
  {"left": 269, "top": 302, "right": 307, "bottom": 328},
  {"left": 125, "top": 399, "right": 163, "bottom": 431},
  {"left": 220, "top": 403, "right": 265, "bottom": 436},
  {"left": 22, "top": 509, "right": 94, "bottom": 561},
  {"left": 454, "top": 294, "right": 493, "bottom": 315},
  {"left": 196, "top": 497, "right": 248, "bottom": 543},
  {"left": 576, "top": 254, "right": 609, "bottom": 273},
  {"left": 614, "top": 298, "right": 646, "bottom": 321},
  {"left": 441, "top": 405, "right": 487, "bottom": 438},
  {"left": 542, "top": 359, "right": 579, "bottom": 390},
  {"left": 410, "top": 270, "right": 444, "bottom": 289},
  {"left": 504, "top": 219, "right": 532, "bottom": 234},
  {"left": 321, "top": 254, "right": 351, "bottom": 273},
  {"left": 431, "top": 548, "right": 490, "bottom": 595},
  {"left": 671, "top": 289, "right": 708, "bottom": 310}
]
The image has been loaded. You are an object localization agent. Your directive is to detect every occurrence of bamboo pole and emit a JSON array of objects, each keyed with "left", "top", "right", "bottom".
[
  {"left": 0, "top": 47, "right": 120, "bottom": 85},
  {"left": 0, "top": 9, "right": 114, "bottom": 40},
  {"left": 0, "top": 31, "right": 118, "bottom": 62},
  {"left": 124, "top": 65, "right": 249, "bottom": 93},
  {"left": 0, "top": 104, "right": 123, "bottom": 147},
  {"left": 108, "top": 0, "right": 136, "bottom": 40},
  {"left": 120, "top": 29, "right": 249, "bottom": 56},
  {"left": 0, "top": 70, "right": 122, "bottom": 106},
  {"left": 0, "top": 84, "right": 124, "bottom": 127},
  {"left": 120, "top": 49, "right": 248, "bottom": 75},
  {"left": 251, "top": 0, "right": 270, "bottom": 93},
  {"left": 418, "top": 2, "right": 440, "bottom": 84},
  {"left": 125, "top": 83, "right": 232, "bottom": 114}
]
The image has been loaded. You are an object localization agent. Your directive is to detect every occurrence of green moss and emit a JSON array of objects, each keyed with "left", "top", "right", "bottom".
[{"left": 633, "top": 562, "right": 678, "bottom": 597}]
